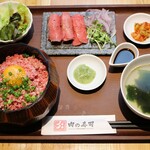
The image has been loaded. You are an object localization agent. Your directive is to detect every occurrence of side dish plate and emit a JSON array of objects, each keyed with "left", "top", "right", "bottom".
[
  {"left": 123, "top": 13, "right": 150, "bottom": 45},
  {"left": 67, "top": 54, "right": 107, "bottom": 91},
  {"left": 41, "top": 11, "right": 116, "bottom": 55}
]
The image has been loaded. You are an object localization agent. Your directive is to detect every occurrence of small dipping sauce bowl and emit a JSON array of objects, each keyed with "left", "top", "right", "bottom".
[{"left": 109, "top": 42, "right": 139, "bottom": 67}]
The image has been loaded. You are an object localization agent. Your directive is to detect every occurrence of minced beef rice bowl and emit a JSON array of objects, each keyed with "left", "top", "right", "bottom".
[{"left": 0, "top": 54, "right": 48, "bottom": 111}]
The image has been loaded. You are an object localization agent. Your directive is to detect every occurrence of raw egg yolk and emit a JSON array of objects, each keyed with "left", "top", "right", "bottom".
[{"left": 3, "top": 65, "right": 26, "bottom": 86}]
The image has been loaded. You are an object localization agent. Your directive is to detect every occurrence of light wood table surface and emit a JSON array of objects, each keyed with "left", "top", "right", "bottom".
[{"left": 0, "top": 0, "right": 150, "bottom": 150}]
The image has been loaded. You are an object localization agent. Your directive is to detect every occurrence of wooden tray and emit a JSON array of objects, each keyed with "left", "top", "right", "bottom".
[{"left": 0, "top": 5, "right": 150, "bottom": 142}]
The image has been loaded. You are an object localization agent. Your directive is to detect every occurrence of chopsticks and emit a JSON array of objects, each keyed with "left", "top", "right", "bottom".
[{"left": 108, "top": 121, "right": 143, "bottom": 129}]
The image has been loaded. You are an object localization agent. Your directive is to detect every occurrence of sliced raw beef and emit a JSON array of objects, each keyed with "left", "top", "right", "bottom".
[
  {"left": 48, "top": 14, "right": 62, "bottom": 42},
  {"left": 61, "top": 12, "right": 74, "bottom": 41},
  {"left": 72, "top": 30, "right": 82, "bottom": 46},
  {"left": 72, "top": 14, "right": 88, "bottom": 45}
]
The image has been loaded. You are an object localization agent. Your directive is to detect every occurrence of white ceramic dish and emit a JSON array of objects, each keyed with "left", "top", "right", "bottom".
[
  {"left": 0, "top": 1, "right": 33, "bottom": 43},
  {"left": 67, "top": 54, "right": 107, "bottom": 91},
  {"left": 109, "top": 42, "right": 139, "bottom": 67},
  {"left": 123, "top": 13, "right": 150, "bottom": 45},
  {"left": 120, "top": 54, "right": 150, "bottom": 120}
]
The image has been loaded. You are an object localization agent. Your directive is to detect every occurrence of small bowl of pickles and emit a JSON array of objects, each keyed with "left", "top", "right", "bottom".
[{"left": 123, "top": 13, "right": 150, "bottom": 45}]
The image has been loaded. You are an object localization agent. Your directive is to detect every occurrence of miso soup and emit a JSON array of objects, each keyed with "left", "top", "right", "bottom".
[{"left": 125, "top": 64, "right": 150, "bottom": 115}]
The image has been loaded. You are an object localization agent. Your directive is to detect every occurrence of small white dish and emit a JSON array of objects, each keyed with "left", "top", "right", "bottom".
[
  {"left": 67, "top": 54, "right": 107, "bottom": 91},
  {"left": 120, "top": 54, "right": 150, "bottom": 120},
  {"left": 109, "top": 42, "right": 139, "bottom": 67},
  {"left": 123, "top": 13, "right": 150, "bottom": 45}
]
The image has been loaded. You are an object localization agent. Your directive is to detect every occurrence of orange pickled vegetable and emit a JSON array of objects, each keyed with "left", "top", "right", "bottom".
[{"left": 131, "top": 22, "right": 150, "bottom": 42}]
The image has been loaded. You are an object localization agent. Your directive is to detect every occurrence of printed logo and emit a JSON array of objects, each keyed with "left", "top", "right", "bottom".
[{"left": 53, "top": 120, "right": 67, "bottom": 132}]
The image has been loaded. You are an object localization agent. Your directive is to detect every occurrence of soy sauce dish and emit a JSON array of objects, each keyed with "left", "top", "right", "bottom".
[
  {"left": 67, "top": 54, "right": 107, "bottom": 91},
  {"left": 109, "top": 42, "right": 139, "bottom": 67}
]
